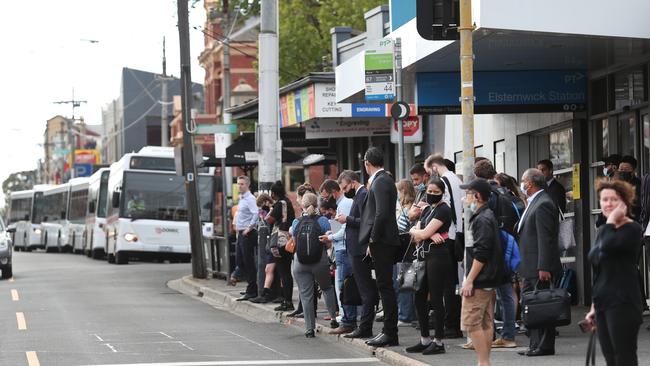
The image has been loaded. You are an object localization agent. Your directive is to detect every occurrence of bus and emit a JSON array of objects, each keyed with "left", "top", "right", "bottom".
[
  {"left": 8, "top": 186, "right": 49, "bottom": 251},
  {"left": 68, "top": 177, "right": 89, "bottom": 254},
  {"left": 105, "top": 146, "right": 214, "bottom": 264},
  {"left": 84, "top": 168, "right": 110, "bottom": 259},
  {"left": 41, "top": 183, "right": 71, "bottom": 253}
]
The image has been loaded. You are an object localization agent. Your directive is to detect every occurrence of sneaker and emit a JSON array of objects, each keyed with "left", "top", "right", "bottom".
[
  {"left": 330, "top": 320, "right": 340, "bottom": 329},
  {"left": 461, "top": 341, "right": 474, "bottom": 350},
  {"left": 422, "top": 342, "right": 445, "bottom": 355},
  {"left": 305, "top": 329, "right": 315, "bottom": 338},
  {"left": 492, "top": 338, "right": 517, "bottom": 348},
  {"left": 397, "top": 321, "right": 412, "bottom": 327}
]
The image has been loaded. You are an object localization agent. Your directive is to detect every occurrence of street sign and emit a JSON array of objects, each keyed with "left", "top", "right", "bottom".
[
  {"left": 391, "top": 116, "right": 423, "bottom": 144},
  {"left": 390, "top": 101, "right": 411, "bottom": 120},
  {"left": 364, "top": 39, "right": 395, "bottom": 101},
  {"left": 214, "top": 133, "right": 228, "bottom": 158},
  {"left": 244, "top": 152, "right": 259, "bottom": 162},
  {"left": 194, "top": 124, "right": 237, "bottom": 135},
  {"left": 74, "top": 164, "right": 93, "bottom": 177}
]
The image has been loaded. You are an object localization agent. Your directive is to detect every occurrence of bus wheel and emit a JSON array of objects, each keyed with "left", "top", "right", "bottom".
[
  {"left": 25, "top": 247, "right": 32, "bottom": 253},
  {"left": 115, "top": 251, "right": 129, "bottom": 265},
  {"left": 92, "top": 250, "right": 102, "bottom": 260},
  {"left": 107, "top": 252, "right": 116, "bottom": 264}
]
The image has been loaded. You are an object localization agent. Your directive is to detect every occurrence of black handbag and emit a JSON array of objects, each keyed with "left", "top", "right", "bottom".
[
  {"left": 341, "top": 275, "right": 363, "bottom": 306},
  {"left": 396, "top": 238, "right": 426, "bottom": 292},
  {"left": 522, "top": 280, "right": 572, "bottom": 328},
  {"left": 441, "top": 176, "right": 465, "bottom": 262}
]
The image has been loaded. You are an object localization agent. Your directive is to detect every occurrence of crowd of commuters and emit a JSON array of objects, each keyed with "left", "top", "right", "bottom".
[{"left": 229, "top": 148, "right": 646, "bottom": 366}]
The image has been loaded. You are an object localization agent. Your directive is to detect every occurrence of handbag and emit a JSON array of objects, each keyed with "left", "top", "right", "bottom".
[
  {"left": 341, "top": 275, "right": 363, "bottom": 306},
  {"left": 558, "top": 210, "right": 576, "bottom": 254},
  {"left": 267, "top": 200, "right": 289, "bottom": 257},
  {"left": 522, "top": 280, "right": 572, "bottom": 328},
  {"left": 396, "top": 238, "right": 426, "bottom": 292},
  {"left": 441, "top": 176, "right": 465, "bottom": 262}
]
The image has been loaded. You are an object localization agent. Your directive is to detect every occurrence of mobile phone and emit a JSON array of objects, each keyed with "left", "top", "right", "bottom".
[{"left": 578, "top": 319, "right": 594, "bottom": 333}]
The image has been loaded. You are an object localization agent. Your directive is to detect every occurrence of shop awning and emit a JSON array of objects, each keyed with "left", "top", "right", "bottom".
[{"left": 202, "top": 133, "right": 302, "bottom": 167}]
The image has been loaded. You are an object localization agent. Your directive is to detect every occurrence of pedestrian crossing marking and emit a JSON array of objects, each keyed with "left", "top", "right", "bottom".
[{"left": 26, "top": 351, "right": 40, "bottom": 366}]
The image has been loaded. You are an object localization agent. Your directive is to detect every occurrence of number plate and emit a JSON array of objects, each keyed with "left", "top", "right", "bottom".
[{"left": 159, "top": 246, "right": 173, "bottom": 252}]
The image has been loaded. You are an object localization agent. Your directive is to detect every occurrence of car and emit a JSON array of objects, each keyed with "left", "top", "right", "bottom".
[{"left": 0, "top": 217, "right": 13, "bottom": 279}]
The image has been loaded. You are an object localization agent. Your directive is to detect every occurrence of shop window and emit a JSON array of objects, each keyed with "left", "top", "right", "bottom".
[
  {"left": 618, "top": 114, "right": 637, "bottom": 158},
  {"left": 494, "top": 140, "right": 505, "bottom": 173},
  {"left": 613, "top": 67, "right": 646, "bottom": 109},
  {"left": 548, "top": 128, "right": 574, "bottom": 213},
  {"left": 474, "top": 145, "right": 485, "bottom": 159}
]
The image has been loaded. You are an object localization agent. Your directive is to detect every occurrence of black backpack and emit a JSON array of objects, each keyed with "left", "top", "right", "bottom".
[
  {"left": 295, "top": 215, "right": 323, "bottom": 264},
  {"left": 489, "top": 186, "right": 522, "bottom": 235}
]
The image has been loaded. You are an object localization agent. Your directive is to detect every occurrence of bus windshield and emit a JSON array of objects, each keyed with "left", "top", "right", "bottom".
[
  {"left": 32, "top": 192, "right": 45, "bottom": 224},
  {"left": 120, "top": 171, "right": 213, "bottom": 222},
  {"left": 9, "top": 197, "right": 32, "bottom": 224}
]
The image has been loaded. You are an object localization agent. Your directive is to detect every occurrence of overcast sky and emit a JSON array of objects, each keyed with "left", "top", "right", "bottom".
[{"left": 0, "top": 0, "right": 207, "bottom": 203}]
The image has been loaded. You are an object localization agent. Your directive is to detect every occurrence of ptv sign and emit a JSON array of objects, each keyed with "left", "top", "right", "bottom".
[{"left": 391, "top": 116, "right": 422, "bottom": 143}]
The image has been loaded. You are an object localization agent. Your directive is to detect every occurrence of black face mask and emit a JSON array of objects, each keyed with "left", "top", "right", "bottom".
[
  {"left": 619, "top": 172, "right": 633, "bottom": 182},
  {"left": 426, "top": 193, "right": 443, "bottom": 205},
  {"left": 262, "top": 205, "right": 271, "bottom": 212},
  {"left": 344, "top": 188, "right": 356, "bottom": 199}
]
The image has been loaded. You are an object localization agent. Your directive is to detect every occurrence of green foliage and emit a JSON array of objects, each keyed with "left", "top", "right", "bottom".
[
  {"left": 279, "top": 0, "right": 386, "bottom": 85},
  {"left": 2, "top": 170, "right": 36, "bottom": 209}
]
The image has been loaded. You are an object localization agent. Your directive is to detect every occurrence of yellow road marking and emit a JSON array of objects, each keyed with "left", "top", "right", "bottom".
[
  {"left": 26, "top": 351, "right": 40, "bottom": 366},
  {"left": 11, "top": 289, "right": 19, "bottom": 301},
  {"left": 16, "top": 312, "right": 27, "bottom": 330}
]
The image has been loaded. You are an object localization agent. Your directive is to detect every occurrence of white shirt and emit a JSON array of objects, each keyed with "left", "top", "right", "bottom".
[
  {"left": 442, "top": 171, "right": 464, "bottom": 240},
  {"left": 368, "top": 168, "right": 384, "bottom": 187},
  {"left": 517, "top": 189, "right": 545, "bottom": 232}
]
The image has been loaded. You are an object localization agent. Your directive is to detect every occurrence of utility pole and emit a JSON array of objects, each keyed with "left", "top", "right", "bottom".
[
  {"left": 177, "top": 0, "right": 207, "bottom": 279},
  {"left": 394, "top": 37, "right": 405, "bottom": 180},
  {"left": 258, "top": 0, "right": 280, "bottom": 192},
  {"left": 53, "top": 91, "right": 86, "bottom": 182},
  {"left": 158, "top": 37, "right": 173, "bottom": 147},
  {"left": 221, "top": 0, "right": 233, "bottom": 202}
]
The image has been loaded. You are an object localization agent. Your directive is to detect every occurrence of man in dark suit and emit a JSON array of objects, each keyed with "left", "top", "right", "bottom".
[
  {"left": 537, "top": 159, "right": 566, "bottom": 213},
  {"left": 517, "top": 168, "right": 563, "bottom": 357},
  {"left": 333, "top": 170, "right": 374, "bottom": 339},
  {"left": 359, "top": 147, "right": 401, "bottom": 347}
]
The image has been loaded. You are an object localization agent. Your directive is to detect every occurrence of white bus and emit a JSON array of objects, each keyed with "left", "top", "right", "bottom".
[
  {"left": 84, "top": 168, "right": 110, "bottom": 259},
  {"left": 8, "top": 186, "right": 49, "bottom": 251},
  {"left": 41, "top": 183, "right": 71, "bottom": 253},
  {"left": 68, "top": 177, "right": 90, "bottom": 254},
  {"left": 105, "top": 146, "right": 213, "bottom": 264}
]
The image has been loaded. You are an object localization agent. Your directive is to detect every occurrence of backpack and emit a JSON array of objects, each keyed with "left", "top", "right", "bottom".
[
  {"left": 295, "top": 215, "right": 323, "bottom": 264},
  {"left": 489, "top": 186, "right": 522, "bottom": 235},
  {"left": 499, "top": 229, "right": 521, "bottom": 274}
]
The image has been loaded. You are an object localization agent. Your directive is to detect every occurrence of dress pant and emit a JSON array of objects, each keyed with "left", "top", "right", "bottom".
[
  {"left": 522, "top": 278, "right": 557, "bottom": 351},
  {"left": 349, "top": 253, "right": 377, "bottom": 333},
  {"left": 444, "top": 253, "right": 462, "bottom": 331},
  {"left": 596, "top": 303, "right": 642, "bottom": 366},
  {"left": 236, "top": 230, "right": 258, "bottom": 295},
  {"left": 370, "top": 242, "right": 399, "bottom": 338}
]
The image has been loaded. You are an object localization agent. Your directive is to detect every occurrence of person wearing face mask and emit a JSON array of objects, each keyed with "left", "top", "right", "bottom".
[
  {"left": 602, "top": 154, "right": 621, "bottom": 179},
  {"left": 617, "top": 156, "right": 641, "bottom": 222},
  {"left": 516, "top": 169, "right": 562, "bottom": 357},
  {"left": 407, "top": 178, "right": 454, "bottom": 355}
]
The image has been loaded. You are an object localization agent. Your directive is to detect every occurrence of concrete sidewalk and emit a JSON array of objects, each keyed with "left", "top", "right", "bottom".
[{"left": 168, "top": 275, "right": 650, "bottom": 366}]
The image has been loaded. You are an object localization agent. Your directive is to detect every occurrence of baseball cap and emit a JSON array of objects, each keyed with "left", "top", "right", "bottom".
[{"left": 459, "top": 178, "right": 491, "bottom": 201}]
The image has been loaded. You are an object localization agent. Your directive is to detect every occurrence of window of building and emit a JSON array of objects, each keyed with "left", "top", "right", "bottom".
[
  {"left": 613, "top": 66, "right": 647, "bottom": 109},
  {"left": 474, "top": 145, "right": 485, "bottom": 159},
  {"left": 494, "top": 140, "right": 505, "bottom": 173}
]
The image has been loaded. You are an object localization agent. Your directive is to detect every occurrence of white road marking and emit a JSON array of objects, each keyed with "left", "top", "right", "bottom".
[
  {"left": 25, "top": 351, "right": 40, "bottom": 366},
  {"left": 159, "top": 332, "right": 174, "bottom": 339},
  {"left": 223, "top": 330, "right": 289, "bottom": 358},
  {"left": 16, "top": 312, "right": 27, "bottom": 330},
  {"left": 9, "top": 277, "right": 15, "bottom": 282},
  {"left": 177, "top": 341, "right": 194, "bottom": 351},
  {"left": 104, "top": 343, "right": 118, "bottom": 353},
  {"left": 76, "top": 358, "right": 379, "bottom": 366},
  {"left": 93, "top": 334, "right": 105, "bottom": 342},
  {"left": 11, "top": 289, "right": 19, "bottom": 301}
]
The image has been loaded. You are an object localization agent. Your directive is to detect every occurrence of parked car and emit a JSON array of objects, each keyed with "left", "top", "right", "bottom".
[{"left": 0, "top": 217, "right": 13, "bottom": 279}]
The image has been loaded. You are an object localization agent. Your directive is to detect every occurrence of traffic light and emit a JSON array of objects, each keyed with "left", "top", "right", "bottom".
[{"left": 416, "top": 0, "right": 459, "bottom": 40}]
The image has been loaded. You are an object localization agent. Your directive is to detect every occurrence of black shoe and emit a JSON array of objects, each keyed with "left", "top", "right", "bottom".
[
  {"left": 330, "top": 320, "right": 339, "bottom": 329},
  {"left": 405, "top": 342, "right": 429, "bottom": 353},
  {"left": 239, "top": 291, "right": 247, "bottom": 295},
  {"left": 305, "top": 329, "right": 315, "bottom": 338},
  {"left": 365, "top": 333, "right": 399, "bottom": 347},
  {"left": 236, "top": 293, "right": 255, "bottom": 301},
  {"left": 250, "top": 295, "right": 271, "bottom": 304},
  {"left": 274, "top": 302, "right": 295, "bottom": 312},
  {"left": 444, "top": 328, "right": 464, "bottom": 339},
  {"left": 422, "top": 342, "right": 445, "bottom": 355},
  {"left": 518, "top": 348, "right": 555, "bottom": 357},
  {"left": 286, "top": 309, "right": 303, "bottom": 318},
  {"left": 344, "top": 328, "right": 373, "bottom": 339},
  {"left": 272, "top": 296, "right": 284, "bottom": 304}
]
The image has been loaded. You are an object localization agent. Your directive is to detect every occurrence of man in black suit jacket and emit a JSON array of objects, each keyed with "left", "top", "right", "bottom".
[
  {"left": 537, "top": 159, "right": 567, "bottom": 213},
  {"left": 333, "top": 170, "right": 375, "bottom": 339},
  {"left": 359, "top": 147, "right": 401, "bottom": 347},
  {"left": 517, "top": 168, "right": 563, "bottom": 357}
]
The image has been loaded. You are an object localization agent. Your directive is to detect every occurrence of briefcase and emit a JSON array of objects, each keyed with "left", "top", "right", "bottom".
[
  {"left": 522, "top": 281, "right": 571, "bottom": 328},
  {"left": 341, "top": 275, "right": 363, "bottom": 306}
]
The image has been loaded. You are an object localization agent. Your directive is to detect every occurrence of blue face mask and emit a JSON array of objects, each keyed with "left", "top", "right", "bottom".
[
  {"left": 469, "top": 201, "right": 478, "bottom": 213},
  {"left": 416, "top": 183, "right": 425, "bottom": 191}
]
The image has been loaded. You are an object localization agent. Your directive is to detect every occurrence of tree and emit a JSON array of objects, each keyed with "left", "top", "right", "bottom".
[
  {"left": 2, "top": 170, "right": 37, "bottom": 210},
  {"left": 279, "top": 0, "right": 386, "bottom": 85}
]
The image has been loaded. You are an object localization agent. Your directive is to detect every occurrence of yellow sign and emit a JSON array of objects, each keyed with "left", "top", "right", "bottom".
[{"left": 572, "top": 163, "right": 580, "bottom": 200}]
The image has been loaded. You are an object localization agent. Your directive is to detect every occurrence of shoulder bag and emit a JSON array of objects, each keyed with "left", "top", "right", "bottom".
[
  {"left": 441, "top": 176, "right": 465, "bottom": 262},
  {"left": 396, "top": 236, "right": 426, "bottom": 292},
  {"left": 521, "top": 280, "right": 572, "bottom": 328},
  {"left": 267, "top": 200, "right": 289, "bottom": 258}
]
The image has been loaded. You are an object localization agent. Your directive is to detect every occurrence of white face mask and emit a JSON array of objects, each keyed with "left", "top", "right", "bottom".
[{"left": 520, "top": 182, "right": 528, "bottom": 197}]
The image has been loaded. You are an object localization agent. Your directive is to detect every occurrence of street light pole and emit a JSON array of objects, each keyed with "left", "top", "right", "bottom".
[
  {"left": 177, "top": 0, "right": 207, "bottom": 279},
  {"left": 460, "top": 0, "right": 475, "bottom": 184},
  {"left": 394, "top": 37, "right": 405, "bottom": 180}
]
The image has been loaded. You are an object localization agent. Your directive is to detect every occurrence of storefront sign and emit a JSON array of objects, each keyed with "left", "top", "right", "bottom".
[
  {"left": 417, "top": 70, "right": 587, "bottom": 114},
  {"left": 314, "top": 84, "right": 351, "bottom": 118},
  {"left": 214, "top": 133, "right": 228, "bottom": 158},
  {"left": 572, "top": 163, "right": 581, "bottom": 200},
  {"left": 304, "top": 119, "right": 390, "bottom": 139},
  {"left": 365, "top": 39, "right": 395, "bottom": 101},
  {"left": 280, "top": 85, "right": 316, "bottom": 127},
  {"left": 74, "top": 149, "right": 99, "bottom": 165},
  {"left": 390, "top": 116, "right": 423, "bottom": 144},
  {"left": 351, "top": 103, "right": 387, "bottom": 117}
]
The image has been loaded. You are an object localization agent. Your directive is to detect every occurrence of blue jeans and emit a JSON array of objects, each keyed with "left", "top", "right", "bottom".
[
  {"left": 392, "top": 264, "right": 416, "bottom": 323},
  {"left": 335, "top": 250, "right": 357, "bottom": 327},
  {"left": 496, "top": 281, "right": 516, "bottom": 340}
]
